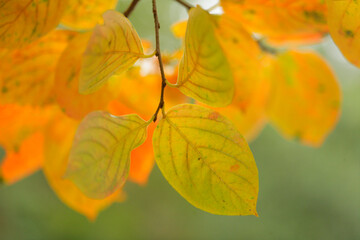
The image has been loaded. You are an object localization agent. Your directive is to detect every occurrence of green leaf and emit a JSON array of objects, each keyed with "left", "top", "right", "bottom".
[
  {"left": 153, "top": 104, "right": 258, "bottom": 215},
  {"left": 66, "top": 111, "right": 149, "bottom": 199},
  {"left": 173, "top": 6, "right": 234, "bottom": 107},
  {"left": 79, "top": 10, "right": 144, "bottom": 94}
]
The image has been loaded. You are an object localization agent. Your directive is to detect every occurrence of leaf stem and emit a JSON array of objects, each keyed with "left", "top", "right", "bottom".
[
  {"left": 174, "top": 0, "right": 193, "bottom": 10},
  {"left": 124, "top": 0, "right": 141, "bottom": 17},
  {"left": 152, "top": 0, "right": 167, "bottom": 122}
]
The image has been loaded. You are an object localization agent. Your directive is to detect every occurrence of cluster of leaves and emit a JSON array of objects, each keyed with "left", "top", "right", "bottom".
[{"left": 0, "top": 0, "right": 355, "bottom": 218}]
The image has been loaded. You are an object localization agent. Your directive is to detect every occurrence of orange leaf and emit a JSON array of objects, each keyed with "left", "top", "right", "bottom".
[
  {"left": 267, "top": 51, "right": 341, "bottom": 146},
  {"left": 327, "top": 0, "right": 360, "bottom": 67},
  {"left": 0, "top": 30, "right": 75, "bottom": 106},
  {"left": 54, "top": 32, "right": 115, "bottom": 120},
  {"left": 0, "top": 0, "right": 68, "bottom": 48}
]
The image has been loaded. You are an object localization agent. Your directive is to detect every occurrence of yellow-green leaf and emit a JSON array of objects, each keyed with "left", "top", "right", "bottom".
[
  {"left": 153, "top": 104, "right": 258, "bottom": 215},
  {"left": 66, "top": 111, "right": 149, "bottom": 199},
  {"left": 267, "top": 51, "right": 341, "bottom": 146},
  {"left": 327, "top": 0, "right": 360, "bottom": 67},
  {"left": 79, "top": 10, "right": 144, "bottom": 94},
  {"left": 0, "top": 0, "right": 68, "bottom": 48},
  {"left": 173, "top": 6, "right": 234, "bottom": 107}
]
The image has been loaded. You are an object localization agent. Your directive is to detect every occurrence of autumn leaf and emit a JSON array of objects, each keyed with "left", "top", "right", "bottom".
[
  {"left": 327, "top": 0, "right": 360, "bottom": 67},
  {"left": 0, "top": 30, "right": 75, "bottom": 106},
  {"left": 171, "top": 6, "right": 234, "bottom": 107},
  {"left": 61, "top": 0, "right": 118, "bottom": 30},
  {"left": 0, "top": 104, "right": 59, "bottom": 184},
  {"left": 43, "top": 113, "right": 124, "bottom": 220},
  {"left": 267, "top": 51, "right": 341, "bottom": 146},
  {"left": 79, "top": 10, "right": 145, "bottom": 94},
  {"left": 221, "top": 0, "right": 328, "bottom": 45},
  {"left": 153, "top": 104, "right": 258, "bottom": 215},
  {"left": 54, "top": 32, "right": 115, "bottom": 119},
  {"left": 0, "top": 0, "right": 68, "bottom": 48},
  {"left": 66, "top": 111, "right": 149, "bottom": 199}
]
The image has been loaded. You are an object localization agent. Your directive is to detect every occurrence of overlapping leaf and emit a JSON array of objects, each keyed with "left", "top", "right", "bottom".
[
  {"left": 173, "top": 6, "right": 234, "bottom": 107},
  {"left": 43, "top": 114, "right": 124, "bottom": 220},
  {"left": 0, "top": 0, "right": 68, "bottom": 48},
  {"left": 327, "top": 0, "right": 360, "bottom": 67},
  {"left": 0, "top": 30, "right": 75, "bottom": 106},
  {"left": 267, "top": 51, "right": 341, "bottom": 146},
  {"left": 80, "top": 10, "right": 144, "bottom": 94},
  {"left": 221, "top": 0, "right": 328, "bottom": 45},
  {"left": 153, "top": 104, "right": 258, "bottom": 215},
  {"left": 62, "top": 0, "right": 118, "bottom": 30},
  {"left": 54, "top": 32, "right": 115, "bottom": 119},
  {"left": 66, "top": 111, "right": 149, "bottom": 199}
]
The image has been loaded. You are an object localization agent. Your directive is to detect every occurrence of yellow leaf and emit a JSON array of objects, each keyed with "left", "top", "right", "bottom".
[
  {"left": 0, "top": 30, "right": 75, "bottom": 106},
  {"left": 173, "top": 6, "right": 234, "bottom": 107},
  {"left": 327, "top": 0, "right": 360, "bottom": 67},
  {"left": 171, "top": 20, "right": 187, "bottom": 38},
  {"left": 62, "top": 0, "right": 118, "bottom": 30},
  {"left": 153, "top": 104, "right": 258, "bottom": 215},
  {"left": 54, "top": 32, "right": 115, "bottom": 119},
  {"left": 43, "top": 114, "right": 124, "bottom": 220},
  {"left": 66, "top": 111, "right": 149, "bottom": 199},
  {"left": 79, "top": 10, "right": 144, "bottom": 94},
  {"left": 267, "top": 51, "right": 341, "bottom": 146},
  {"left": 0, "top": 0, "right": 68, "bottom": 48},
  {"left": 221, "top": 0, "right": 328, "bottom": 45}
]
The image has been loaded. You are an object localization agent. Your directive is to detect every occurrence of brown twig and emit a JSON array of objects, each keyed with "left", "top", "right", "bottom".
[
  {"left": 174, "top": 0, "right": 193, "bottom": 10},
  {"left": 124, "top": 0, "right": 141, "bottom": 17},
  {"left": 152, "top": 0, "right": 167, "bottom": 122}
]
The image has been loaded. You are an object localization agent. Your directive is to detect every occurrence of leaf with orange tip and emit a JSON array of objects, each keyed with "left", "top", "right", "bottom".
[
  {"left": 221, "top": 0, "right": 328, "bottom": 45},
  {"left": 0, "top": 0, "right": 68, "bottom": 48},
  {"left": 61, "top": 0, "right": 118, "bottom": 30},
  {"left": 267, "top": 51, "right": 341, "bottom": 146},
  {"left": 79, "top": 10, "right": 145, "bottom": 94},
  {"left": 43, "top": 114, "right": 124, "bottom": 220},
  {"left": 327, "top": 0, "right": 360, "bottom": 67},
  {"left": 0, "top": 104, "right": 59, "bottom": 184},
  {"left": 0, "top": 30, "right": 75, "bottom": 106},
  {"left": 54, "top": 32, "right": 115, "bottom": 120}
]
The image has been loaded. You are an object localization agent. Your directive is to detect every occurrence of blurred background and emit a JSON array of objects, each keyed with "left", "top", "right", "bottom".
[{"left": 0, "top": 0, "right": 359, "bottom": 239}]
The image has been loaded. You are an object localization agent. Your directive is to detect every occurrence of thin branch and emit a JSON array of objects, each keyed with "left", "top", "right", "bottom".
[
  {"left": 152, "top": 0, "right": 167, "bottom": 122},
  {"left": 124, "top": 0, "right": 141, "bottom": 17},
  {"left": 174, "top": 0, "right": 193, "bottom": 10}
]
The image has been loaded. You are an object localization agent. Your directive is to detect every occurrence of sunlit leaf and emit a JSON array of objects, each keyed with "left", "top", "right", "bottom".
[
  {"left": 0, "top": 30, "right": 75, "bottom": 106},
  {"left": 43, "top": 114, "right": 124, "bottom": 220},
  {"left": 173, "top": 6, "right": 234, "bottom": 107},
  {"left": 80, "top": 10, "right": 144, "bottom": 94},
  {"left": 62, "top": 0, "right": 117, "bottom": 30},
  {"left": 221, "top": 0, "right": 328, "bottom": 45},
  {"left": 54, "top": 32, "right": 115, "bottom": 119},
  {"left": 153, "top": 104, "right": 258, "bottom": 215},
  {"left": 0, "top": 0, "right": 68, "bottom": 48},
  {"left": 267, "top": 51, "right": 341, "bottom": 146},
  {"left": 66, "top": 111, "right": 149, "bottom": 199},
  {"left": 0, "top": 104, "right": 58, "bottom": 184},
  {"left": 327, "top": 0, "right": 360, "bottom": 67}
]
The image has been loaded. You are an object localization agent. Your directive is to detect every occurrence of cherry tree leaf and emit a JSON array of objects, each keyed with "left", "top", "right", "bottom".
[
  {"left": 79, "top": 10, "right": 144, "bottom": 94},
  {"left": 267, "top": 51, "right": 341, "bottom": 146},
  {"left": 221, "top": 0, "right": 328, "bottom": 45},
  {"left": 173, "top": 6, "right": 234, "bottom": 107},
  {"left": 43, "top": 114, "right": 124, "bottom": 220},
  {"left": 327, "top": 0, "right": 360, "bottom": 67},
  {"left": 153, "top": 104, "right": 258, "bottom": 215},
  {"left": 0, "top": 30, "right": 75, "bottom": 106},
  {"left": 0, "top": 0, "right": 68, "bottom": 48},
  {"left": 54, "top": 32, "right": 115, "bottom": 119},
  {"left": 66, "top": 111, "right": 149, "bottom": 199},
  {"left": 62, "top": 0, "right": 118, "bottom": 30}
]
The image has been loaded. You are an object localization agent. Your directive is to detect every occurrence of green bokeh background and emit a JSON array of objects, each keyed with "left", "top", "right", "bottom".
[{"left": 0, "top": 1, "right": 359, "bottom": 239}]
